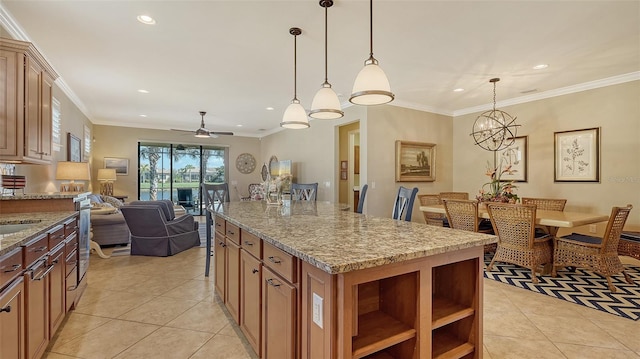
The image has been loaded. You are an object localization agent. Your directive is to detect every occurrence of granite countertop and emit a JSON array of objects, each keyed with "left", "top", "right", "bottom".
[
  {"left": 0, "top": 192, "right": 91, "bottom": 200},
  {"left": 0, "top": 211, "right": 77, "bottom": 255},
  {"left": 211, "top": 201, "right": 496, "bottom": 274}
]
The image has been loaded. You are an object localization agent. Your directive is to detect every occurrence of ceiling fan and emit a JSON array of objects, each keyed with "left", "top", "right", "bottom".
[{"left": 171, "top": 111, "right": 234, "bottom": 138}]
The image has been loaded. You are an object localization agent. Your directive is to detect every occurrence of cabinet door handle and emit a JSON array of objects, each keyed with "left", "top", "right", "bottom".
[
  {"left": 252, "top": 269, "right": 259, "bottom": 274},
  {"left": 32, "top": 246, "right": 48, "bottom": 253},
  {"left": 268, "top": 256, "right": 281, "bottom": 264},
  {"left": 3, "top": 264, "right": 21, "bottom": 273},
  {"left": 244, "top": 241, "right": 253, "bottom": 246},
  {"left": 33, "top": 264, "right": 55, "bottom": 281},
  {"left": 219, "top": 242, "right": 226, "bottom": 248},
  {"left": 0, "top": 306, "right": 10, "bottom": 313},
  {"left": 266, "top": 278, "right": 280, "bottom": 287},
  {"left": 227, "top": 231, "right": 235, "bottom": 235}
]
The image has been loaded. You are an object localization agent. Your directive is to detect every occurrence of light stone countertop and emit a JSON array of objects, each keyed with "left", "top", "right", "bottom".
[
  {"left": 0, "top": 212, "right": 77, "bottom": 255},
  {"left": 211, "top": 201, "right": 496, "bottom": 274},
  {"left": 0, "top": 192, "right": 91, "bottom": 200}
]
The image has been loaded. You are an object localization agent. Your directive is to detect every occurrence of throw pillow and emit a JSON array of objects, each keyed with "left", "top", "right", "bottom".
[{"left": 101, "top": 195, "right": 124, "bottom": 208}]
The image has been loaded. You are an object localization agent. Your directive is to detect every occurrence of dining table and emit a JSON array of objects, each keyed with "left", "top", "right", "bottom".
[{"left": 419, "top": 204, "right": 609, "bottom": 236}]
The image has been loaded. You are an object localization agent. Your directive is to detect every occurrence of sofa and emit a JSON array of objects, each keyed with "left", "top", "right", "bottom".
[{"left": 89, "top": 194, "right": 130, "bottom": 246}]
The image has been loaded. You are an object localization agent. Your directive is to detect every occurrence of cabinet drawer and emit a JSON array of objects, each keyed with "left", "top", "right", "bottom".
[
  {"left": 65, "top": 266, "right": 78, "bottom": 312},
  {"left": 65, "top": 249, "right": 78, "bottom": 277},
  {"left": 226, "top": 222, "right": 240, "bottom": 245},
  {"left": 0, "top": 247, "right": 24, "bottom": 289},
  {"left": 263, "top": 241, "right": 297, "bottom": 284},
  {"left": 65, "top": 233, "right": 78, "bottom": 257},
  {"left": 214, "top": 216, "right": 225, "bottom": 234},
  {"left": 64, "top": 217, "right": 78, "bottom": 237},
  {"left": 23, "top": 233, "right": 49, "bottom": 267},
  {"left": 241, "top": 230, "right": 262, "bottom": 259},
  {"left": 48, "top": 224, "right": 66, "bottom": 250}
]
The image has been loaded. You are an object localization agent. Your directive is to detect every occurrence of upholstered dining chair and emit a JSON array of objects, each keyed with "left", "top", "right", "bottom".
[
  {"left": 291, "top": 183, "right": 318, "bottom": 201},
  {"left": 552, "top": 204, "right": 634, "bottom": 292},
  {"left": 443, "top": 199, "right": 495, "bottom": 253},
  {"left": 356, "top": 184, "right": 368, "bottom": 214},
  {"left": 392, "top": 186, "right": 419, "bottom": 222},
  {"left": 486, "top": 203, "right": 553, "bottom": 284},
  {"left": 522, "top": 197, "right": 567, "bottom": 235},
  {"left": 418, "top": 194, "right": 444, "bottom": 226},
  {"left": 201, "top": 183, "right": 230, "bottom": 277}
]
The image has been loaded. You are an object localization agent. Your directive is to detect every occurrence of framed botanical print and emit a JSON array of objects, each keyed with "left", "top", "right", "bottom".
[
  {"left": 554, "top": 127, "right": 600, "bottom": 182},
  {"left": 497, "top": 136, "right": 528, "bottom": 182}
]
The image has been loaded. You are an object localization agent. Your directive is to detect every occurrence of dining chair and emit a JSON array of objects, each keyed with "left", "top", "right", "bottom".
[
  {"left": 356, "top": 184, "right": 368, "bottom": 214},
  {"left": 392, "top": 186, "right": 419, "bottom": 222},
  {"left": 418, "top": 194, "right": 444, "bottom": 226},
  {"left": 522, "top": 197, "right": 567, "bottom": 235},
  {"left": 443, "top": 199, "right": 495, "bottom": 252},
  {"left": 201, "top": 183, "right": 230, "bottom": 277},
  {"left": 552, "top": 204, "right": 634, "bottom": 292},
  {"left": 291, "top": 182, "right": 318, "bottom": 201},
  {"left": 439, "top": 191, "right": 469, "bottom": 200},
  {"left": 486, "top": 203, "right": 553, "bottom": 284}
]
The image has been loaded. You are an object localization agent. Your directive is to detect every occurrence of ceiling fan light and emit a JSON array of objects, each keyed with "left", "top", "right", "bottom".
[
  {"left": 194, "top": 128, "right": 210, "bottom": 138},
  {"left": 309, "top": 84, "right": 343, "bottom": 120},
  {"left": 280, "top": 100, "right": 310, "bottom": 129},
  {"left": 350, "top": 60, "right": 394, "bottom": 105}
]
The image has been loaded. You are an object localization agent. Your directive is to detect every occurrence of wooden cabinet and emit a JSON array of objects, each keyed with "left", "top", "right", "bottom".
[
  {"left": 0, "top": 38, "right": 58, "bottom": 164},
  {"left": 225, "top": 239, "right": 240, "bottom": 324},
  {"left": 240, "top": 249, "right": 262, "bottom": 355},
  {"left": 214, "top": 232, "right": 226, "bottom": 299},
  {"left": 354, "top": 145, "right": 360, "bottom": 174},
  {"left": 48, "top": 243, "right": 65, "bottom": 337},
  {"left": 262, "top": 266, "right": 296, "bottom": 359},
  {"left": 1, "top": 246, "right": 25, "bottom": 359},
  {"left": 24, "top": 250, "right": 49, "bottom": 359}
]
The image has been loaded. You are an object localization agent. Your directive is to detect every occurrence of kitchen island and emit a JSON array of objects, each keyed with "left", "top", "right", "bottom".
[{"left": 211, "top": 201, "right": 495, "bottom": 359}]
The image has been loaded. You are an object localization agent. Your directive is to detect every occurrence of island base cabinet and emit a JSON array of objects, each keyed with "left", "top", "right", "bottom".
[
  {"left": 214, "top": 233, "right": 226, "bottom": 299},
  {"left": 0, "top": 277, "right": 25, "bottom": 359},
  {"left": 262, "top": 266, "right": 296, "bottom": 359},
  {"left": 240, "top": 250, "right": 262, "bottom": 356},
  {"left": 225, "top": 240, "right": 240, "bottom": 324}
]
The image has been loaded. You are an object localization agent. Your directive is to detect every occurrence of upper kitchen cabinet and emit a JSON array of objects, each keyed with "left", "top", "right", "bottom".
[{"left": 0, "top": 38, "right": 59, "bottom": 164}]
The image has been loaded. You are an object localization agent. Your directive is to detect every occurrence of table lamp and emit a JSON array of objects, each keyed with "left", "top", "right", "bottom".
[
  {"left": 56, "top": 161, "right": 91, "bottom": 192},
  {"left": 97, "top": 168, "right": 117, "bottom": 196}
]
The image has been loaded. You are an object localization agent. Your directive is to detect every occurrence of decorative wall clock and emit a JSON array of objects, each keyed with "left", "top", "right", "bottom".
[{"left": 236, "top": 153, "right": 257, "bottom": 174}]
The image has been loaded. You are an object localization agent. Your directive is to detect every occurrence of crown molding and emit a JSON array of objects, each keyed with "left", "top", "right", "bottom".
[
  {"left": 453, "top": 72, "right": 640, "bottom": 117},
  {"left": 0, "top": 4, "right": 92, "bottom": 121}
]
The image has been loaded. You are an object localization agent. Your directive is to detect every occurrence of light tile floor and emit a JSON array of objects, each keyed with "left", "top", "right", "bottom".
[{"left": 44, "top": 242, "right": 640, "bottom": 359}]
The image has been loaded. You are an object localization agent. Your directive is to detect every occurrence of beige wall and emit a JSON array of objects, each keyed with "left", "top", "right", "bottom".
[
  {"left": 92, "top": 125, "right": 261, "bottom": 201},
  {"left": 14, "top": 85, "right": 93, "bottom": 193},
  {"left": 365, "top": 105, "right": 454, "bottom": 220},
  {"left": 453, "top": 80, "right": 640, "bottom": 231}
]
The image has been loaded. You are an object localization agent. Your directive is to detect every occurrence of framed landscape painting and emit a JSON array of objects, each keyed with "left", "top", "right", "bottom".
[
  {"left": 554, "top": 127, "right": 600, "bottom": 182},
  {"left": 104, "top": 157, "right": 129, "bottom": 176},
  {"left": 395, "top": 140, "right": 436, "bottom": 182}
]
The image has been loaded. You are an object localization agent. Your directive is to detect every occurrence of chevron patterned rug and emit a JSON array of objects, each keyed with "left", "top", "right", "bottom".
[{"left": 483, "top": 254, "right": 640, "bottom": 321}]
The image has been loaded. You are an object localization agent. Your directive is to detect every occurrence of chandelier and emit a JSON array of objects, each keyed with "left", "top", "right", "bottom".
[{"left": 470, "top": 78, "right": 519, "bottom": 152}]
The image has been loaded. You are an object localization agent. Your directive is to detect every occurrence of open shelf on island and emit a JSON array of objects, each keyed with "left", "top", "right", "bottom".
[
  {"left": 432, "top": 297, "right": 475, "bottom": 330},
  {"left": 432, "top": 330, "right": 475, "bottom": 359},
  {"left": 352, "top": 311, "right": 416, "bottom": 358}
]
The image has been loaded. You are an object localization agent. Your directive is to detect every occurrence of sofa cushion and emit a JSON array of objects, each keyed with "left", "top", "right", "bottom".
[
  {"left": 88, "top": 193, "right": 104, "bottom": 204},
  {"left": 129, "top": 200, "right": 174, "bottom": 221},
  {"left": 101, "top": 195, "right": 124, "bottom": 208}
]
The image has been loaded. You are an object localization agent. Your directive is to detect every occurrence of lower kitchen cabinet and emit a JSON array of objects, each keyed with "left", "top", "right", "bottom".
[
  {"left": 225, "top": 239, "right": 240, "bottom": 324},
  {"left": 214, "top": 232, "right": 226, "bottom": 299},
  {"left": 240, "top": 249, "right": 262, "bottom": 355},
  {"left": 48, "top": 243, "right": 65, "bottom": 337},
  {"left": 0, "top": 276, "right": 25, "bottom": 359},
  {"left": 262, "top": 266, "right": 296, "bottom": 359},
  {"left": 24, "top": 258, "right": 49, "bottom": 359}
]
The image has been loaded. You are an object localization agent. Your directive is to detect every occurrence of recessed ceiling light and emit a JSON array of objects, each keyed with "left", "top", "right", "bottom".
[
  {"left": 137, "top": 15, "right": 156, "bottom": 25},
  {"left": 266, "top": 107, "right": 274, "bottom": 111},
  {"left": 137, "top": 89, "right": 149, "bottom": 93},
  {"left": 236, "top": 124, "right": 243, "bottom": 127},
  {"left": 533, "top": 64, "right": 548, "bottom": 70},
  {"left": 139, "top": 114, "right": 147, "bottom": 117},
  {"left": 453, "top": 88, "right": 464, "bottom": 92}
]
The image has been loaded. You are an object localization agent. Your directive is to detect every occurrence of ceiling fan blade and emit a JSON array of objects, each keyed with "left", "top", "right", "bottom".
[
  {"left": 170, "top": 129, "right": 194, "bottom": 133},
  {"left": 211, "top": 131, "right": 234, "bottom": 136}
]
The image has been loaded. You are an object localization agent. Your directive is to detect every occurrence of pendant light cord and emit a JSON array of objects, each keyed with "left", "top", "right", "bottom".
[
  {"left": 369, "top": 0, "right": 374, "bottom": 58},
  {"left": 293, "top": 31, "right": 298, "bottom": 101},
  {"left": 324, "top": 4, "right": 328, "bottom": 84},
  {"left": 493, "top": 81, "right": 497, "bottom": 112}
]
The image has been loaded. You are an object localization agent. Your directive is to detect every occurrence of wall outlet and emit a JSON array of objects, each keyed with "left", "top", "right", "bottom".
[
  {"left": 371, "top": 181, "right": 376, "bottom": 189},
  {"left": 589, "top": 224, "right": 597, "bottom": 233},
  {"left": 312, "top": 293, "right": 323, "bottom": 328}
]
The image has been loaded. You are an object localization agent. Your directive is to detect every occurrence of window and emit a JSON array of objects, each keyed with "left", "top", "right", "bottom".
[{"left": 52, "top": 97, "right": 61, "bottom": 151}]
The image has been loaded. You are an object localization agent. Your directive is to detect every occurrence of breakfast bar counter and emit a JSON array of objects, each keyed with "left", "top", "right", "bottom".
[{"left": 211, "top": 201, "right": 495, "bottom": 359}]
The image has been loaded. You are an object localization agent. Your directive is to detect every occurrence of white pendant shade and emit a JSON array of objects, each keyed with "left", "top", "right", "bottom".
[
  {"left": 309, "top": 84, "right": 343, "bottom": 120},
  {"left": 280, "top": 100, "right": 310, "bottom": 129},
  {"left": 350, "top": 61, "right": 394, "bottom": 105}
]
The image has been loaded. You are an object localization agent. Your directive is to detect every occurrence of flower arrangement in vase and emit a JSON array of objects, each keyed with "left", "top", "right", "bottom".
[{"left": 477, "top": 160, "right": 519, "bottom": 203}]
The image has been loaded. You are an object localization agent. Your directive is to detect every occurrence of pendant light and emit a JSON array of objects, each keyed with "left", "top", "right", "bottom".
[
  {"left": 309, "top": 0, "right": 344, "bottom": 120},
  {"left": 470, "top": 78, "right": 519, "bottom": 152},
  {"left": 280, "top": 27, "right": 310, "bottom": 129},
  {"left": 350, "top": 0, "right": 394, "bottom": 106}
]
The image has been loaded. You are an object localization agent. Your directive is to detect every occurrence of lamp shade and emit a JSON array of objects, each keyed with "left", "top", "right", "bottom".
[
  {"left": 309, "top": 84, "right": 344, "bottom": 120},
  {"left": 280, "top": 100, "right": 310, "bottom": 129},
  {"left": 56, "top": 161, "right": 91, "bottom": 181},
  {"left": 97, "top": 168, "right": 117, "bottom": 182},
  {"left": 350, "top": 60, "right": 394, "bottom": 105}
]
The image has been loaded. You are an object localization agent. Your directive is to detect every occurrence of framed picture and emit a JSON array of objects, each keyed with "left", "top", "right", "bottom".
[
  {"left": 67, "top": 133, "right": 81, "bottom": 162},
  {"left": 341, "top": 160, "right": 348, "bottom": 170},
  {"left": 340, "top": 171, "right": 348, "bottom": 180},
  {"left": 497, "top": 136, "right": 528, "bottom": 182},
  {"left": 104, "top": 157, "right": 129, "bottom": 176},
  {"left": 395, "top": 140, "right": 436, "bottom": 182},
  {"left": 554, "top": 127, "right": 600, "bottom": 182}
]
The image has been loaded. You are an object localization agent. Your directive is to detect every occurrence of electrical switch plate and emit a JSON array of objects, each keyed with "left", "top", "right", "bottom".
[
  {"left": 312, "top": 293, "right": 323, "bottom": 328},
  {"left": 371, "top": 181, "right": 376, "bottom": 189},
  {"left": 589, "top": 224, "right": 597, "bottom": 233},
  {"left": 231, "top": 180, "right": 238, "bottom": 186}
]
